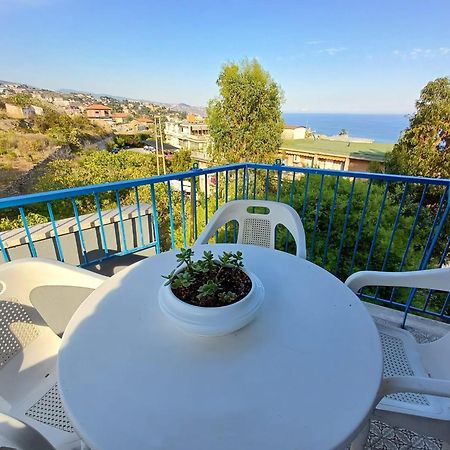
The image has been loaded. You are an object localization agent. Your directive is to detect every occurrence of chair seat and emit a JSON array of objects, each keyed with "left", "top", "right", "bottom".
[
  {"left": 7, "top": 375, "right": 79, "bottom": 450},
  {"left": 25, "top": 384, "right": 74, "bottom": 433},
  {"left": 376, "top": 323, "right": 450, "bottom": 421}
]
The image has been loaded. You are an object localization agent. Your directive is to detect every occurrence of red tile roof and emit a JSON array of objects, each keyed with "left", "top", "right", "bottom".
[
  {"left": 85, "top": 104, "right": 112, "bottom": 111},
  {"left": 112, "top": 112, "right": 128, "bottom": 118}
]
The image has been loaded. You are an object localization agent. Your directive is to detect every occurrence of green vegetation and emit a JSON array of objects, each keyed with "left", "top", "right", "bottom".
[
  {"left": 271, "top": 175, "right": 429, "bottom": 277},
  {"left": 36, "top": 151, "right": 158, "bottom": 192},
  {"left": 387, "top": 77, "right": 450, "bottom": 179},
  {"left": 4, "top": 93, "right": 35, "bottom": 107},
  {"left": 282, "top": 138, "right": 393, "bottom": 161},
  {"left": 0, "top": 149, "right": 192, "bottom": 239},
  {"left": 169, "top": 149, "right": 192, "bottom": 173},
  {"left": 107, "top": 133, "right": 155, "bottom": 151},
  {"left": 34, "top": 107, "right": 107, "bottom": 150},
  {"left": 207, "top": 59, "right": 284, "bottom": 164}
]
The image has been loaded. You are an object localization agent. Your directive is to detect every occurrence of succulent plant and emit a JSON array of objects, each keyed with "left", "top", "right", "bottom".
[{"left": 163, "top": 248, "right": 248, "bottom": 306}]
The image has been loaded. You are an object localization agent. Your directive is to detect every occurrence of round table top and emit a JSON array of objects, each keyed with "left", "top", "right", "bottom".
[{"left": 59, "top": 244, "right": 383, "bottom": 450}]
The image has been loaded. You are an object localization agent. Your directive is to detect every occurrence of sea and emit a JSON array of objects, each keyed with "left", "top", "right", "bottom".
[{"left": 282, "top": 113, "right": 410, "bottom": 144}]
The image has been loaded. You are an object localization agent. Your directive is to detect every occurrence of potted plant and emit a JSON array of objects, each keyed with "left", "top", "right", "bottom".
[{"left": 159, "top": 248, "right": 264, "bottom": 336}]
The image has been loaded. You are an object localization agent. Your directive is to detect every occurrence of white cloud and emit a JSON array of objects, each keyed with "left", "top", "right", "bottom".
[
  {"left": 320, "top": 47, "right": 347, "bottom": 56},
  {"left": 393, "top": 47, "right": 450, "bottom": 59}
]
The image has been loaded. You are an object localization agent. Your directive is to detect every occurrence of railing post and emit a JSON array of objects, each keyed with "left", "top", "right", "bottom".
[
  {"left": 0, "top": 234, "right": 10, "bottom": 263},
  {"left": 275, "top": 159, "right": 283, "bottom": 202},
  {"left": 401, "top": 187, "right": 450, "bottom": 328},
  {"left": 190, "top": 163, "right": 201, "bottom": 244},
  {"left": 243, "top": 164, "right": 249, "bottom": 200}
]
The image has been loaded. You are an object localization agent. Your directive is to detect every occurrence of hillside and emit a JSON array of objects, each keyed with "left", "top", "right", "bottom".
[
  {"left": 0, "top": 129, "right": 55, "bottom": 193},
  {"left": 0, "top": 96, "right": 109, "bottom": 196}
]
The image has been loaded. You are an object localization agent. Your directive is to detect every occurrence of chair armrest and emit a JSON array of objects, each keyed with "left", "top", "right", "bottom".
[
  {"left": 194, "top": 220, "right": 221, "bottom": 245},
  {"left": 0, "top": 258, "right": 106, "bottom": 296},
  {"left": 0, "top": 412, "right": 56, "bottom": 450},
  {"left": 378, "top": 376, "right": 450, "bottom": 403},
  {"left": 345, "top": 268, "right": 450, "bottom": 293}
]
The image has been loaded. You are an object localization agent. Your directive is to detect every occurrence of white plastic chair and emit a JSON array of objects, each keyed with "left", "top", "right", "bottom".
[
  {"left": 194, "top": 200, "right": 307, "bottom": 258},
  {"left": 0, "top": 258, "right": 106, "bottom": 450},
  {"left": 345, "top": 268, "right": 450, "bottom": 447},
  {"left": 0, "top": 412, "right": 56, "bottom": 450}
]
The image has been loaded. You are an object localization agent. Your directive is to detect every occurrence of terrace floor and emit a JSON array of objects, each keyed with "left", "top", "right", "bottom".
[{"left": 361, "top": 304, "right": 450, "bottom": 450}]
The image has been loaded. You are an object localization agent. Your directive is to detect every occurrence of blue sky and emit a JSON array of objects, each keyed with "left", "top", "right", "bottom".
[{"left": 1, "top": 0, "right": 449, "bottom": 113}]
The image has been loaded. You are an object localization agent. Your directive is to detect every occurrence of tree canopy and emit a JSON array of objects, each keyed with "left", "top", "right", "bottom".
[
  {"left": 206, "top": 59, "right": 284, "bottom": 164},
  {"left": 386, "top": 77, "right": 450, "bottom": 178}
]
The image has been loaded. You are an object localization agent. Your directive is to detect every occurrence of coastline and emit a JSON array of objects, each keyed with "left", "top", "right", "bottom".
[{"left": 282, "top": 112, "right": 408, "bottom": 144}]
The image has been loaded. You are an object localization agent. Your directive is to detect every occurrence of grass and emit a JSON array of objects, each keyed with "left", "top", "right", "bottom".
[{"left": 281, "top": 138, "right": 394, "bottom": 161}]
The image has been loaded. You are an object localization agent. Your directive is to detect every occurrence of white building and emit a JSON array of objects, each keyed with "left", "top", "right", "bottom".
[
  {"left": 282, "top": 125, "right": 308, "bottom": 140},
  {"left": 165, "top": 118, "right": 210, "bottom": 151}
]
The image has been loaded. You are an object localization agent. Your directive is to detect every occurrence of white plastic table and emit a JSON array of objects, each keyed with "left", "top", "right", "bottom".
[{"left": 58, "top": 244, "right": 383, "bottom": 450}]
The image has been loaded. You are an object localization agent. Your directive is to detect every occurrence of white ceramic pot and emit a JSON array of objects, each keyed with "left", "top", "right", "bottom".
[{"left": 158, "top": 270, "right": 264, "bottom": 336}]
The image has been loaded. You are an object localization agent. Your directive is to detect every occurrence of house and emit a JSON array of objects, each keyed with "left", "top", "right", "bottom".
[
  {"left": 111, "top": 112, "right": 129, "bottom": 124},
  {"left": 85, "top": 104, "right": 112, "bottom": 119},
  {"left": 282, "top": 125, "right": 308, "bottom": 140},
  {"left": 128, "top": 117, "right": 152, "bottom": 131},
  {"left": 165, "top": 117, "right": 210, "bottom": 151},
  {"left": 280, "top": 146, "right": 381, "bottom": 172}
]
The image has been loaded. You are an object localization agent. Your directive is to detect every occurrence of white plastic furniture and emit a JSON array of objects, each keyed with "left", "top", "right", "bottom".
[
  {"left": 0, "top": 412, "right": 56, "bottom": 450},
  {"left": 59, "top": 244, "right": 382, "bottom": 450},
  {"left": 345, "top": 267, "right": 450, "bottom": 446},
  {"left": 194, "top": 200, "right": 307, "bottom": 258},
  {"left": 0, "top": 258, "right": 106, "bottom": 450}
]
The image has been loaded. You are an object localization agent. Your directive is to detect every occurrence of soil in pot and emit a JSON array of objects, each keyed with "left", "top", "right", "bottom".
[{"left": 172, "top": 264, "right": 252, "bottom": 308}]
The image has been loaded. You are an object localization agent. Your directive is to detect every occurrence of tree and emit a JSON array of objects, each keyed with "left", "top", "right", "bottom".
[
  {"left": 5, "top": 93, "right": 33, "bottom": 107},
  {"left": 386, "top": 77, "right": 450, "bottom": 178},
  {"left": 206, "top": 59, "right": 284, "bottom": 164},
  {"left": 168, "top": 148, "right": 192, "bottom": 173}
]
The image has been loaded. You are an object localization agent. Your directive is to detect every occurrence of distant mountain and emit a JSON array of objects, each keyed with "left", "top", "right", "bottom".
[
  {"left": 166, "top": 102, "right": 206, "bottom": 116},
  {"left": 58, "top": 88, "right": 125, "bottom": 100}
]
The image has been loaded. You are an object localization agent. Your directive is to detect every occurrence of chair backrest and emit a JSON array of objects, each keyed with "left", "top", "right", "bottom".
[
  {"left": 345, "top": 267, "right": 450, "bottom": 294},
  {"left": 194, "top": 200, "right": 306, "bottom": 258}
]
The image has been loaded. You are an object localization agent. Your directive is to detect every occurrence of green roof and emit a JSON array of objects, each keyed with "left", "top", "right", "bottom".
[{"left": 281, "top": 139, "right": 393, "bottom": 161}]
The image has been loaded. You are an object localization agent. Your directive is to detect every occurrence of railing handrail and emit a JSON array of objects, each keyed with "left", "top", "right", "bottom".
[
  {"left": 2, "top": 162, "right": 450, "bottom": 209},
  {"left": 0, "top": 163, "right": 246, "bottom": 208},
  {"left": 246, "top": 163, "right": 450, "bottom": 186}
]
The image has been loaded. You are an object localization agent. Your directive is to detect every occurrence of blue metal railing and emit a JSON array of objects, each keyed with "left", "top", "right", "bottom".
[{"left": 0, "top": 162, "right": 449, "bottom": 323}]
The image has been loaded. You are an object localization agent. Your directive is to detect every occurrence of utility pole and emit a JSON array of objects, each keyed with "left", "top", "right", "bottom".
[{"left": 154, "top": 116, "right": 166, "bottom": 175}]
